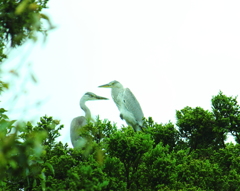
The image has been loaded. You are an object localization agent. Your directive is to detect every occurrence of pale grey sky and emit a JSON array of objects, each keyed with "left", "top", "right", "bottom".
[{"left": 2, "top": 1, "right": 240, "bottom": 145}]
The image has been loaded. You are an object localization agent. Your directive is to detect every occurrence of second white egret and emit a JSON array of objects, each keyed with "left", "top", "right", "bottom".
[{"left": 99, "top": 80, "right": 144, "bottom": 132}]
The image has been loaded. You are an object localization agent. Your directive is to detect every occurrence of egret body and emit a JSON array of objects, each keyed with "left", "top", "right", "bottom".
[
  {"left": 99, "top": 80, "right": 144, "bottom": 131},
  {"left": 70, "top": 92, "right": 108, "bottom": 148}
]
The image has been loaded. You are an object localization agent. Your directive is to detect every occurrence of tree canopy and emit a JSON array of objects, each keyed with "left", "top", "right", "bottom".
[{"left": 1, "top": 88, "right": 240, "bottom": 190}]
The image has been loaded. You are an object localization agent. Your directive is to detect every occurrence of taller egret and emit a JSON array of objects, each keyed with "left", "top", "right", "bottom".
[
  {"left": 70, "top": 92, "right": 108, "bottom": 148},
  {"left": 99, "top": 80, "right": 144, "bottom": 132}
]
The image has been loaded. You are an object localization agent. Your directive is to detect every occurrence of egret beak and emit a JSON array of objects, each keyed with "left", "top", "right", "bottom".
[
  {"left": 98, "top": 83, "right": 111, "bottom": 88},
  {"left": 95, "top": 95, "right": 108, "bottom": 100}
]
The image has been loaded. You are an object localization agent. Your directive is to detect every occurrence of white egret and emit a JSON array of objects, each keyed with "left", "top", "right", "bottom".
[
  {"left": 70, "top": 92, "right": 108, "bottom": 148},
  {"left": 99, "top": 80, "right": 144, "bottom": 132}
]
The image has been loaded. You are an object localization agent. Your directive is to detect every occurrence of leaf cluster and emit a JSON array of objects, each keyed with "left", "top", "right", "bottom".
[{"left": 0, "top": 0, "right": 53, "bottom": 62}]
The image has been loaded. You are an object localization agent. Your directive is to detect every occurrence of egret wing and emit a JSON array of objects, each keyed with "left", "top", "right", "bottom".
[
  {"left": 122, "top": 88, "right": 144, "bottom": 124},
  {"left": 70, "top": 116, "right": 87, "bottom": 148}
]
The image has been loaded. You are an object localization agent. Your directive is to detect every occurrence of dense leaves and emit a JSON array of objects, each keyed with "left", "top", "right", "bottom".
[
  {"left": 212, "top": 91, "right": 240, "bottom": 143},
  {"left": 0, "top": 0, "right": 53, "bottom": 62},
  {"left": 176, "top": 106, "right": 222, "bottom": 153},
  {"left": 2, "top": 90, "right": 240, "bottom": 190}
]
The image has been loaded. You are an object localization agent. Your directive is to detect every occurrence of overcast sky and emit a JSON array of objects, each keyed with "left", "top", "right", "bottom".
[{"left": 2, "top": 1, "right": 240, "bottom": 145}]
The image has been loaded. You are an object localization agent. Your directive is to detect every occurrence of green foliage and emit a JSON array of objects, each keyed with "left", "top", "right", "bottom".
[
  {"left": 176, "top": 155, "right": 226, "bottom": 190},
  {"left": 0, "top": 114, "right": 63, "bottom": 191},
  {"left": 212, "top": 91, "right": 240, "bottom": 143},
  {"left": 144, "top": 117, "right": 179, "bottom": 150},
  {"left": 0, "top": 0, "right": 54, "bottom": 62},
  {"left": 140, "top": 143, "right": 176, "bottom": 190},
  {"left": 176, "top": 106, "right": 221, "bottom": 153},
  {"left": 0, "top": 81, "right": 9, "bottom": 94},
  {"left": 107, "top": 127, "right": 153, "bottom": 190},
  {"left": 2, "top": 91, "right": 240, "bottom": 190}
]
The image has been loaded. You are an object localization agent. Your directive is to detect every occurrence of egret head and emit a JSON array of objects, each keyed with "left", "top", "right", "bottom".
[
  {"left": 98, "top": 80, "right": 122, "bottom": 89},
  {"left": 82, "top": 92, "right": 108, "bottom": 101}
]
